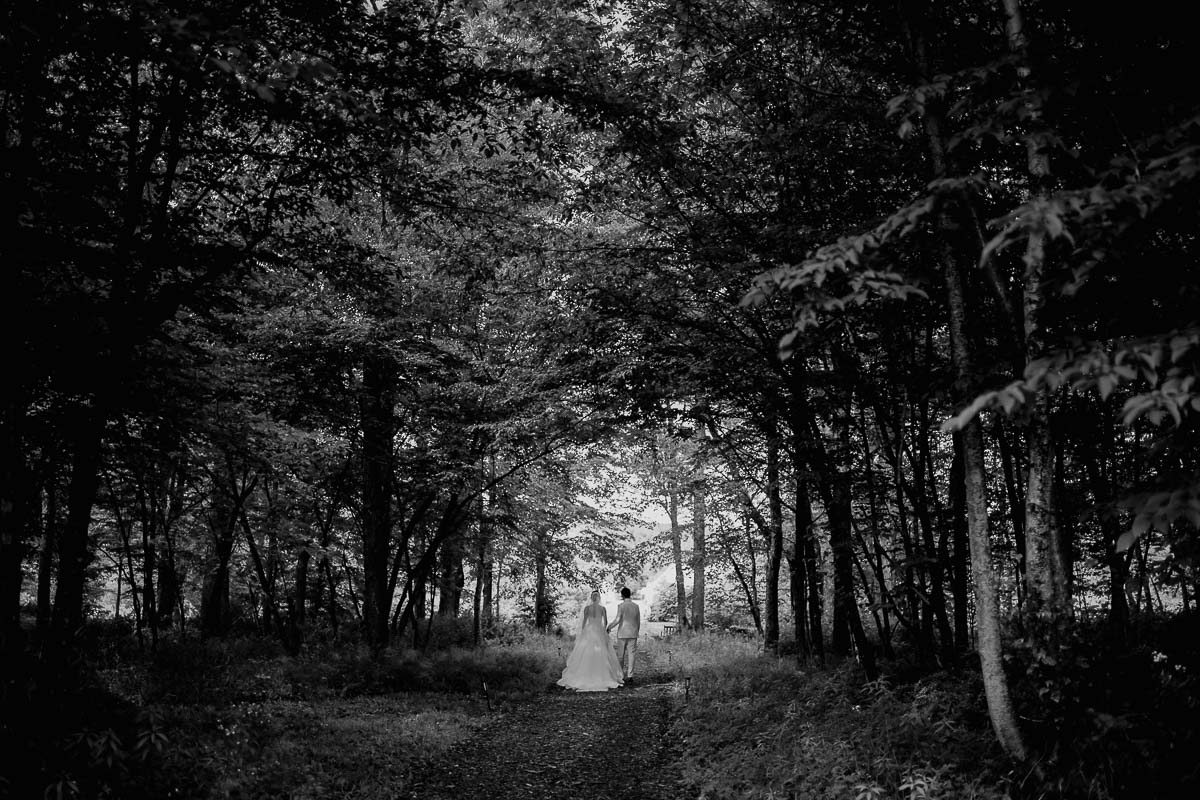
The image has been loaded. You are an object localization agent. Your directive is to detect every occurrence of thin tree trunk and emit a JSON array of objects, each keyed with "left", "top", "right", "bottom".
[
  {"left": 691, "top": 441, "right": 707, "bottom": 631},
  {"left": 902, "top": 1, "right": 1028, "bottom": 753},
  {"left": 722, "top": 510, "right": 762, "bottom": 634},
  {"left": 53, "top": 401, "right": 104, "bottom": 633},
  {"left": 763, "top": 431, "right": 784, "bottom": 652},
  {"left": 1000, "top": 0, "right": 1071, "bottom": 627},
  {"left": 790, "top": 492, "right": 811, "bottom": 658},
  {"left": 36, "top": 471, "right": 61, "bottom": 630},
  {"left": 949, "top": 432, "right": 971, "bottom": 651},
  {"left": 136, "top": 473, "right": 159, "bottom": 650},
  {"left": 111, "top": 493, "right": 144, "bottom": 646},
  {"left": 1, "top": 400, "right": 37, "bottom": 632},
  {"left": 534, "top": 532, "right": 550, "bottom": 632},
  {"left": 827, "top": 381, "right": 878, "bottom": 679},
  {"left": 892, "top": 439, "right": 922, "bottom": 650},
  {"left": 668, "top": 480, "right": 690, "bottom": 631},
  {"left": 804, "top": 511, "right": 824, "bottom": 662},
  {"left": 472, "top": 471, "right": 492, "bottom": 645},
  {"left": 996, "top": 422, "right": 1027, "bottom": 610},
  {"left": 200, "top": 463, "right": 248, "bottom": 639},
  {"left": 239, "top": 509, "right": 287, "bottom": 645},
  {"left": 289, "top": 545, "right": 310, "bottom": 655}
]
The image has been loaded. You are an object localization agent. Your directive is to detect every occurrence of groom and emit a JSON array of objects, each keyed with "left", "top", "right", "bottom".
[{"left": 607, "top": 587, "right": 641, "bottom": 683}]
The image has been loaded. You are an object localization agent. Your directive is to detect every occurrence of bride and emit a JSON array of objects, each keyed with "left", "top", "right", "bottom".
[{"left": 557, "top": 591, "right": 624, "bottom": 692}]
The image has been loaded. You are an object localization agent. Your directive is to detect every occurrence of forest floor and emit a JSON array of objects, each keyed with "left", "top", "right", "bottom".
[
  {"left": 107, "top": 635, "right": 690, "bottom": 799},
  {"left": 398, "top": 650, "right": 684, "bottom": 800}
]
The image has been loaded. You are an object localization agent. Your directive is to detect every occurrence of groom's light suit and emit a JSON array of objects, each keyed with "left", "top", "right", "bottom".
[{"left": 610, "top": 599, "right": 641, "bottom": 679}]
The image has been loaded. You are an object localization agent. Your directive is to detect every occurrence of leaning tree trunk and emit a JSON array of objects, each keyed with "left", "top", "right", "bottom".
[
  {"left": 901, "top": 0, "right": 1029, "bottom": 756},
  {"left": 930, "top": 106, "right": 1028, "bottom": 759}
]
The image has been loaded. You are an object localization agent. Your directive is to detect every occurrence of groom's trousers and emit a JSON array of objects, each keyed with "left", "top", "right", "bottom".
[{"left": 617, "top": 637, "right": 638, "bottom": 678}]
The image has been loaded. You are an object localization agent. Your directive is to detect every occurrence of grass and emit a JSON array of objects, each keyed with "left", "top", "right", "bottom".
[
  {"left": 119, "top": 633, "right": 568, "bottom": 798},
  {"left": 136, "top": 693, "right": 494, "bottom": 799}
]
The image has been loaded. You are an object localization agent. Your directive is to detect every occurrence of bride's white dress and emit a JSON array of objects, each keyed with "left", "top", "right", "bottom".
[{"left": 557, "top": 603, "right": 624, "bottom": 692}]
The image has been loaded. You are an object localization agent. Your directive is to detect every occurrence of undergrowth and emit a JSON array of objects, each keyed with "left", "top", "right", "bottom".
[
  {"left": 665, "top": 634, "right": 1010, "bottom": 800},
  {"left": 4, "top": 622, "right": 564, "bottom": 799},
  {"left": 14, "top": 619, "right": 1195, "bottom": 799}
]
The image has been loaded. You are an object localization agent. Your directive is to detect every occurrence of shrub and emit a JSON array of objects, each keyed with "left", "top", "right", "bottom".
[
  {"left": 1009, "top": 612, "right": 1200, "bottom": 799},
  {"left": 1, "top": 634, "right": 167, "bottom": 799}
]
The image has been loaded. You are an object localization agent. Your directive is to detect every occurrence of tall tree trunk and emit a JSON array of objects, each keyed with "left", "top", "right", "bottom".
[
  {"left": 668, "top": 485, "right": 689, "bottom": 630},
  {"left": 437, "top": 536, "right": 465, "bottom": 617},
  {"left": 472, "top": 542, "right": 485, "bottom": 646},
  {"left": 534, "top": 531, "right": 550, "bottom": 632},
  {"left": 1082, "top": 433, "right": 1130, "bottom": 635},
  {"left": 0, "top": 400, "right": 36, "bottom": 632},
  {"left": 156, "top": 543, "right": 180, "bottom": 632},
  {"left": 36, "top": 470, "right": 61, "bottom": 630},
  {"left": 789, "top": 504, "right": 810, "bottom": 658},
  {"left": 359, "top": 353, "right": 395, "bottom": 653},
  {"left": 996, "top": 423, "right": 1027, "bottom": 611},
  {"left": 110, "top": 491, "right": 144, "bottom": 645},
  {"left": 901, "top": 0, "right": 1029, "bottom": 754},
  {"left": 691, "top": 443, "right": 707, "bottom": 631},
  {"left": 289, "top": 545, "right": 310, "bottom": 655},
  {"left": 858, "top": 411, "right": 894, "bottom": 657},
  {"left": 803, "top": 507, "right": 824, "bottom": 662},
  {"left": 139, "top": 495, "right": 159, "bottom": 650},
  {"left": 763, "top": 431, "right": 784, "bottom": 652},
  {"left": 473, "top": 469, "right": 493, "bottom": 645},
  {"left": 52, "top": 401, "right": 104, "bottom": 633},
  {"left": 827, "top": 386, "right": 878, "bottom": 679},
  {"left": 1000, "top": 0, "right": 1072, "bottom": 627},
  {"left": 913, "top": 400, "right": 956, "bottom": 661},
  {"left": 941, "top": 225, "right": 1030, "bottom": 758},
  {"left": 949, "top": 431, "right": 971, "bottom": 652},
  {"left": 789, "top": 360, "right": 825, "bottom": 658},
  {"left": 200, "top": 463, "right": 246, "bottom": 639},
  {"left": 239, "top": 509, "right": 287, "bottom": 645}
]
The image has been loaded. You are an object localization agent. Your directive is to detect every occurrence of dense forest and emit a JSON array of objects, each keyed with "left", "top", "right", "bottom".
[{"left": 3, "top": 1, "right": 1199, "bottom": 798}]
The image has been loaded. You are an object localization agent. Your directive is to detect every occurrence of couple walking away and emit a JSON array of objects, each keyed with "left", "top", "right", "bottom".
[{"left": 557, "top": 588, "right": 640, "bottom": 692}]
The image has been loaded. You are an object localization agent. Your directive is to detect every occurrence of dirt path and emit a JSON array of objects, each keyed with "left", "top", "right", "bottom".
[{"left": 398, "top": 665, "right": 683, "bottom": 800}]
